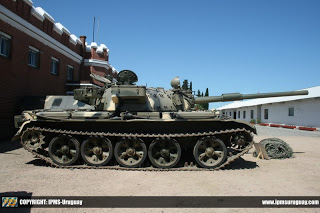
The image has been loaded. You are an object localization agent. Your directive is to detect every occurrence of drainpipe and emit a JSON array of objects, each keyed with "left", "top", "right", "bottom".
[{"left": 79, "top": 36, "right": 87, "bottom": 81}]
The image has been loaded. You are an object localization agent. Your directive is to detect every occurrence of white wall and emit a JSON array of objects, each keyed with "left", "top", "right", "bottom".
[
  {"left": 222, "top": 98, "right": 320, "bottom": 127},
  {"left": 260, "top": 98, "right": 320, "bottom": 127},
  {"left": 223, "top": 106, "right": 259, "bottom": 122}
]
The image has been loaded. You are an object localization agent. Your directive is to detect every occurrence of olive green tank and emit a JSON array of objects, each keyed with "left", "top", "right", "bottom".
[{"left": 12, "top": 70, "right": 308, "bottom": 170}]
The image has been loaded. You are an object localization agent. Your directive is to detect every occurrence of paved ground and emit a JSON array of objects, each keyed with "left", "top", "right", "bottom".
[{"left": 0, "top": 125, "right": 319, "bottom": 213}]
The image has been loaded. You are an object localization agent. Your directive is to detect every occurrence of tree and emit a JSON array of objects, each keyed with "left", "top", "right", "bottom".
[
  {"left": 197, "top": 89, "right": 201, "bottom": 97},
  {"left": 195, "top": 88, "right": 210, "bottom": 110},
  {"left": 182, "top": 80, "right": 189, "bottom": 90},
  {"left": 181, "top": 79, "right": 193, "bottom": 91},
  {"left": 203, "top": 88, "right": 209, "bottom": 110},
  {"left": 205, "top": 88, "right": 209, "bottom": 96}
]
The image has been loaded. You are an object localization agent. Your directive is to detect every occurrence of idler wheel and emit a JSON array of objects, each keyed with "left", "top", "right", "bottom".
[
  {"left": 49, "top": 135, "right": 80, "bottom": 166},
  {"left": 21, "top": 130, "right": 45, "bottom": 151},
  {"left": 114, "top": 137, "right": 147, "bottom": 168},
  {"left": 193, "top": 136, "right": 227, "bottom": 169},
  {"left": 81, "top": 137, "right": 113, "bottom": 166},
  {"left": 148, "top": 138, "right": 181, "bottom": 169}
]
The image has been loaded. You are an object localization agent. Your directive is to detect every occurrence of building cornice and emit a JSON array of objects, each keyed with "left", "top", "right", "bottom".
[
  {"left": 0, "top": 4, "right": 82, "bottom": 63},
  {"left": 53, "top": 23, "right": 63, "bottom": 35},
  {"left": 86, "top": 43, "right": 110, "bottom": 53},
  {"left": 31, "top": 6, "right": 44, "bottom": 21},
  {"left": 34, "top": 7, "right": 55, "bottom": 23},
  {"left": 23, "top": 0, "right": 33, "bottom": 7},
  {"left": 84, "top": 59, "right": 117, "bottom": 73},
  {"left": 54, "top": 22, "right": 71, "bottom": 36}
]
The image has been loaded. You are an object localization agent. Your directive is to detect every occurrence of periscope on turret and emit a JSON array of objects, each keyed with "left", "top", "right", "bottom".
[{"left": 12, "top": 70, "right": 308, "bottom": 170}]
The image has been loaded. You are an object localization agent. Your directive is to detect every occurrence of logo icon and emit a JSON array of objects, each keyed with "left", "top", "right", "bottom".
[{"left": 2, "top": 197, "right": 18, "bottom": 207}]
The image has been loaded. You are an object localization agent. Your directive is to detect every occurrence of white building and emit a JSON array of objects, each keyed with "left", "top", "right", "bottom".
[{"left": 217, "top": 86, "right": 320, "bottom": 128}]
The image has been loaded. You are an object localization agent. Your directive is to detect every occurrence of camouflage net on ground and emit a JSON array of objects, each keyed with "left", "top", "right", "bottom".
[{"left": 253, "top": 138, "right": 293, "bottom": 159}]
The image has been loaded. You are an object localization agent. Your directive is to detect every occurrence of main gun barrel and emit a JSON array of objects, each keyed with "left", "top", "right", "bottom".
[{"left": 194, "top": 90, "right": 309, "bottom": 104}]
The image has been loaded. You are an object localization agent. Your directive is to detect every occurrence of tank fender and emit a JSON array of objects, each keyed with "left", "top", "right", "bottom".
[{"left": 11, "top": 120, "right": 31, "bottom": 142}]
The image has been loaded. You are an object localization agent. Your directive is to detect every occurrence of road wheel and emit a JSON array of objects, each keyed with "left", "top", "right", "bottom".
[
  {"left": 148, "top": 137, "right": 181, "bottom": 169},
  {"left": 193, "top": 136, "right": 227, "bottom": 169}
]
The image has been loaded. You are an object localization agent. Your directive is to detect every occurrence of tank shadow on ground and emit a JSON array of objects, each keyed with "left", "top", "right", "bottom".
[
  {"left": 0, "top": 191, "right": 32, "bottom": 213},
  {"left": 222, "top": 157, "right": 258, "bottom": 170},
  {"left": 0, "top": 140, "right": 22, "bottom": 154},
  {"left": 26, "top": 158, "right": 52, "bottom": 167},
  {"left": 26, "top": 156, "right": 258, "bottom": 171}
]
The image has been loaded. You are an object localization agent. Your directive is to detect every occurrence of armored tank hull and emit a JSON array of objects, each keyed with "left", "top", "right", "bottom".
[{"left": 15, "top": 110, "right": 255, "bottom": 170}]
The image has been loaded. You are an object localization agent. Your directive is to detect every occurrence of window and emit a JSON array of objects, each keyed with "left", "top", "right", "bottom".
[
  {"left": 264, "top": 109, "right": 268, "bottom": 119},
  {"left": 0, "top": 32, "right": 11, "bottom": 58},
  {"left": 238, "top": 111, "right": 240, "bottom": 119},
  {"left": 67, "top": 65, "right": 74, "bottom": 81},
  {"left": 229, "top": 112, "right": 231, "bottom": 116},
  {"left": 289, "top": 107, "right": 294, "bottom": 116},
  {"left": 52, "top": 98, "right": 62, "bottom": 107},
  {"left": 243, "top": 111, "right": 246, "bottom": 119},
  {"left": 51, "top": 57, "right": 59, "bottom": 75},
  {"left": 250, "top": 110, "right": 254, "bottom": 119},
  {"left": 28, "top": 46, "right": 39, "bottom": 68}
]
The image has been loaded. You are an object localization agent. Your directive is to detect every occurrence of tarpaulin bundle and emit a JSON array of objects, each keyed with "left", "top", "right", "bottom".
[{"left": 253, "top": 138, "right": 293, "bottom": 159}]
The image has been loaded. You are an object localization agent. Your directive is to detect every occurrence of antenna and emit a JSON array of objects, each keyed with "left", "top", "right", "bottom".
[
  {"left": 93, "top": 17, "right": 95, "bottom": 42},
  {"left": 97, "top": 18, "right": 100, "bottom": 44}
]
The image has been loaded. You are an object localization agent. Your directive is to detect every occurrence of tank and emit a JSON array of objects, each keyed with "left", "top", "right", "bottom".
[{"left": 12, "top": 70, "right": 308, "bottom": 170}]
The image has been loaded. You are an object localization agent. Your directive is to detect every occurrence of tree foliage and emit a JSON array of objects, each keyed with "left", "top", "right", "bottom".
[
  {"left": 195, "top": 87, "right": 209, "bottom": 110},
  {"left": 203, "top": 88, "right": 209, "bottom": 110},
  {"left": 182, "top": 79, "right": 193, "bottom": 91},
  {"left": 182, "top": 79, "right": 189, "bottom": 90},
  {"left": 197, "top": 89, "right": 201, "bottom": 97},
  {"left": 180, "top": 79, "right": 209, "bottom": 110}
]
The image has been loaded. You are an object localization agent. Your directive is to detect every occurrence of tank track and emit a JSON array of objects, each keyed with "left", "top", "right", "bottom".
[{"left": 20, "top": 127, "right": 254, "bottom": 171}]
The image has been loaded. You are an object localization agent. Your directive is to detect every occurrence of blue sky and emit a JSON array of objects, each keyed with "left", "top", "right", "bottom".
[{"left": 32, "top": 0, "right": 320, "bottom": 108}]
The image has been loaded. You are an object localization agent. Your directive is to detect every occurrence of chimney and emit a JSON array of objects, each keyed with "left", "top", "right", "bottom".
[{"left": 79, "top": 35, "right": 86, "bottom": 45}]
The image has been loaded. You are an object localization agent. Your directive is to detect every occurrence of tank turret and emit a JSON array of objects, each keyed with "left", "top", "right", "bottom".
[{"left": 74, "top": 70, "right": 309, "bottom": 113}]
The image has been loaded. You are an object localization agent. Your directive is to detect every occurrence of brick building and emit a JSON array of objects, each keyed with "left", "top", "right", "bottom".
[{"left": 0, "top": 0, "right": 117, "bottom": 138}]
